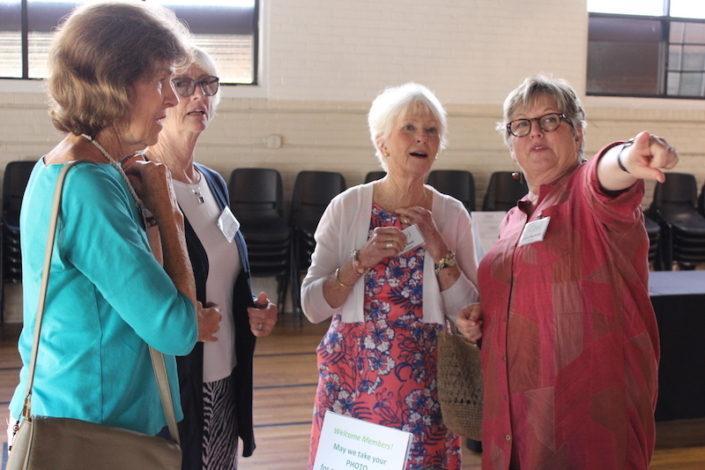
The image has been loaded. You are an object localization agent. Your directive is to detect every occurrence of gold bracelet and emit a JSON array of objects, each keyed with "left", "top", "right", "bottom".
[{"left": 334, "top": 268, "right": 356, "bottom": 288}]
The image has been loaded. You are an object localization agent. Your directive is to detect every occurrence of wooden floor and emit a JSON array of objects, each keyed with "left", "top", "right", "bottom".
[{"left": 1, "top": 315, "right": 705, "bottom": 469}]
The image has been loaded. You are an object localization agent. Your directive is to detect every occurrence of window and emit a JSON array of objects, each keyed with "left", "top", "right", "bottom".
[
  {"left": 587, "top": 0, "right": 705, "bottom": 98},
  {"left": 0, "top": 0, "right": 258, "bottom": 84}
]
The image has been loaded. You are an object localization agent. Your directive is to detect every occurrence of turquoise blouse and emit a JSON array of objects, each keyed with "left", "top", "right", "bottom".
[{"left": 9, "top": 159, "right": 198, "bottom": 435}]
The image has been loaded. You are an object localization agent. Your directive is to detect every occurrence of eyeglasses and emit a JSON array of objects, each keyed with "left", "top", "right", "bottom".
[
  {"left": 171, "top": 75, "right": 219, "bottom": 98},
  {"left": 506, "top": 113, "right": 572, "bottom": 138}
]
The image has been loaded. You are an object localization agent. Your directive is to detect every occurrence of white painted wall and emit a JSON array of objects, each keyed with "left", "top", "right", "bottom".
[{"left": 1, "top": 0, "right": 704, "bottom": 320}]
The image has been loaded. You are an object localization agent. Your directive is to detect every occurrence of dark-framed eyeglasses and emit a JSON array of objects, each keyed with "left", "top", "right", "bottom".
[
  {"left": 171, "top": 75, "right": 220, "bottom": 98},
  {"left": 506, "top": 113, "right": 572, "bottom": 138}
]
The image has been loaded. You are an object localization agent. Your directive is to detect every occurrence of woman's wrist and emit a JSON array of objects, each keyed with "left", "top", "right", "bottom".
[
  {"left": 145, "top": 215, "right": 158, "bottom": 228},
  {"left": 153, "top": 205, "right": 185, "bottom": 231},
  {"left": 616, "top": 139, "right": 635, "bottom": 174},
  {"left": 334, "top": 268, "right": 356, "bottom": 288},
  {"left": 434, "top": 250, "right": 457, "bottom": 275},
  {"left": 142, "top": 208, "right": 158, "bottom": 228},
  {"left": 332, "top": 250, "right": 368, "bottom": 289},
  {"left": 351, "top": 249, "right": 367, "bottom": 275}
]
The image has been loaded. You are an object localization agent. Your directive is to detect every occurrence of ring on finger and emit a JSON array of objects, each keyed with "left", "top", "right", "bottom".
[
  {"left": 385, "top": 241, "right": 393, "bottom": 249},
  {"left": 257, "top": 322, "right": 263, "bottom": 331}
]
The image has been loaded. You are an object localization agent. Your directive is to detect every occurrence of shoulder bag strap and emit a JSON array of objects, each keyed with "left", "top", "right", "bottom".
[
  {"left": 149, "top": 346, "right": 180, "bottom": 445},
  {"left": 20, "top": 160, "right": 180, "bottom": 446}
]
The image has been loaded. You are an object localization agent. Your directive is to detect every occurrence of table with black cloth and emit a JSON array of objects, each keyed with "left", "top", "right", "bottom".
[{"left": 650, "top": 270, "right": 705, "bottom": 422}]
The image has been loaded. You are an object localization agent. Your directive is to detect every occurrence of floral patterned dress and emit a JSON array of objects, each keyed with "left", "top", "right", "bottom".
[{"left": 308, "top": 204, "right": 461, "bottom": 470}]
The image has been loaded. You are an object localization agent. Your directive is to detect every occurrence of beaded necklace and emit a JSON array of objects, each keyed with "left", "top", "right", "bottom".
[{"left": 81, "top": 134, "right": 144, "bottom": 212}]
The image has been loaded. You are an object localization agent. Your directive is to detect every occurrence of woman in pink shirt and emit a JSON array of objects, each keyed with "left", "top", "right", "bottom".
[{"left": 458, "top": 74, "right": 679, "bottom": 469}]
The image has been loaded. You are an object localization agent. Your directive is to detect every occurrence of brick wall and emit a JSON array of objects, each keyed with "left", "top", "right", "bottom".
[{"left": 1, "top": 0, "right": 704, "bottom": 320}]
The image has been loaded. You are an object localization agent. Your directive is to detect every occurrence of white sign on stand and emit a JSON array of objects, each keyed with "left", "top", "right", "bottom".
[
  {"left": 470, "top": 211, "right": 506, "bottom": 263},
  {"left": 312, "top": 411, "right": 413, "bottom": 470}
]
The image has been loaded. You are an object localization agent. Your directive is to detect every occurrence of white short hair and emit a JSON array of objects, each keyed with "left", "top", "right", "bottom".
[
  {"left": 368, "top": 82, "right": 447, "bottom": 170},
  {"left": 182, "top": 46, "right": 221, "bottom": 113}
]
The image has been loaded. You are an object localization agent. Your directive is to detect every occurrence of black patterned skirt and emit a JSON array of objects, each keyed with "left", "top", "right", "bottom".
[{"left": 203, "top": 375, "right": 238, "bottom": 469}]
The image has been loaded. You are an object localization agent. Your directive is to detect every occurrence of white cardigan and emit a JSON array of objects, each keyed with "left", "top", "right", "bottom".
[{"left": 301, "top": 182, "right": 480, "bottom": 324}]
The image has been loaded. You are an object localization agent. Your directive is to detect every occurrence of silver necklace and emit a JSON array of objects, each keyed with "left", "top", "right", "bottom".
[
  {"left": 190, "top": 170, "right": 205, "bottom": 204},
  {"left": 192, "top": 189, "right": 205, "bottom": 205},
  {"left": 81, "top": 134, "right": 144, "bottom": 211}
]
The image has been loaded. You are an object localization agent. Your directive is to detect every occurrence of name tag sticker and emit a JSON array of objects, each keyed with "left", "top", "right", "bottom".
[
  {"left": 217, "top": 206, "right": 239, "bottom": 243},
  {"left": 518, "top": 216, "right": 550, "bottom": 247},
  {"left": 401, "top": 224, "right": 425, "bottom": 254}
]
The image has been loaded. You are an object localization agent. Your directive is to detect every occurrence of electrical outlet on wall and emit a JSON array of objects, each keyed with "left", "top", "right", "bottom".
[{"left": 265, "top": 134, "right": 282, "bottom": 149}]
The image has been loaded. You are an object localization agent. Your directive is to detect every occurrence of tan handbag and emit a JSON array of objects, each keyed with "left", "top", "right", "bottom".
[
  {"left": 7, "top": 160, "right": 182, "bottom": 470},
  {"left": 437, "top": 320, "right": 483, "bottom": 441}
]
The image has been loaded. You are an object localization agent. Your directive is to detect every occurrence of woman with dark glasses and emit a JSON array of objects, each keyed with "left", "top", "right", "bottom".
[{"left": 146, "top": 47, "right": 278, "bottom": 470}]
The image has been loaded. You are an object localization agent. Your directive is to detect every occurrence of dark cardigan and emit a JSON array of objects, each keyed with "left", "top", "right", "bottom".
[{"left": 175, "top": 163, "right": 257, "bottom": 469}]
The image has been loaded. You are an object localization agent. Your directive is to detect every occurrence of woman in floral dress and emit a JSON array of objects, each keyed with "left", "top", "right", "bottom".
[{"left": 301, "top": 82, "right": 482, "bottom": 470}]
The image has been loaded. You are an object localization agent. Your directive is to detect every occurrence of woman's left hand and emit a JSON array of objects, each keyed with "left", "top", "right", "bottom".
[
  {"left": 396, "top": 206, "right": 446, "bottom": 260},
  {"left": 122, "top": 156, "right": 178, "bottom": 216},
  {"left": 456, "top": 303, "right": 482, "bottom": 344},
  {"left": 620, "top": 131, "right": 680, "bottom": 183},
  {"left": 247, "top": 292, "right": 278, "bottom": 337}
]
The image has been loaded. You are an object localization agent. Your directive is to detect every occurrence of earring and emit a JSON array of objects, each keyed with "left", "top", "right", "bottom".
[{"left": 384, "top": 152, "right": 390, "bottom": 157}]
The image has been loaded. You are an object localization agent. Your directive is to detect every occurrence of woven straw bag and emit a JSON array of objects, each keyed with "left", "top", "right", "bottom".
[{"left": 437, "top": 321, "right": 483, "bottom": 441}]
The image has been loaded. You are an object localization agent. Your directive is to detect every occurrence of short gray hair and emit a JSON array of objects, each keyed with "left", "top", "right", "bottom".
[
  {"left": 368, "top": 82, "right": 447, "bottom": 170},
  {"left": 496, "top": 74, "right": 586, "bottom": 156}
]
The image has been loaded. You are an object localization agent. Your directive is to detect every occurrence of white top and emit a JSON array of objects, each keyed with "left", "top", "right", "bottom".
[
  {"left": 301, "top": 182, "right": 480, "bottom": 324},
  {"left": 173, "top": 170, "right": 241, "bottom": 383}
]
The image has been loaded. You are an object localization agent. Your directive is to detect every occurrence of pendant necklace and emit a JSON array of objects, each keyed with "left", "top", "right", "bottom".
[{"left": 191, "top": 169, "right": 205, "bottom": 205}]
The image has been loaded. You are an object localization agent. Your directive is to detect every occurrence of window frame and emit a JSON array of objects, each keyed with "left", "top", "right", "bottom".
[
  {"left": 0, "top": 0, "right": 264, "bottom": 95},
  {"left": 587, "top": 10, "right": 705, "bottom": 99}
]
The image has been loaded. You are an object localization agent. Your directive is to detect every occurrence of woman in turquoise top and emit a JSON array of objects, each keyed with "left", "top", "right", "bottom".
[{"left": 8, "top": 2, "right": 221, "bottom": 440}]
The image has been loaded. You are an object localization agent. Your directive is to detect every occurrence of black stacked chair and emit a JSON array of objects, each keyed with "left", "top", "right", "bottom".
[
  {"left": 426, "top": 170, "right": 475, "bottom": 212},
  {"left": 649, "top": 172, "right": 705, "bottom": 270},
  {"left": 289, "top": 171, "right": 346, "bottom": 323},
  {"left": 364, "top": 171, "right": 386, "bottom": 183},
  {"left": 482, "top": 171, "right": 529, "bottom": 211},
  {"left": 229, "top": 168, "right": 290, "bottom": 312},
  {"left": 2, "top": 160, "right": 37, "bottom": 321},
  {"left": 644, "top": 216, "right": 662, "bottom": 270},
  {"left": 699, "top": 183, "right": 705, "bottom": 217}
]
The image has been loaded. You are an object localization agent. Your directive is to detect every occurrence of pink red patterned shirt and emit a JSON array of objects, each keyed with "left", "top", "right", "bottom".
[
  {"left": 309, "top": 204, "right": 461, "bottom": 470},
  {"left": 478, "top": 146, "right": 659, "bottom": 470}
]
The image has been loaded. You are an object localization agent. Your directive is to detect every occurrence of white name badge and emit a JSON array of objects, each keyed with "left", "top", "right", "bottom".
[
  {"left": 217, "top": 206, "right": 240, "bottom": 243},
  {"left": 313, "top": 410, "right": 413, "bottom": 470},
  {"left": 518, "top": 216, "right": 550, "bottom": 247},
  {"left": 400, "top": 224, "right": 425, "bottom": 254}
]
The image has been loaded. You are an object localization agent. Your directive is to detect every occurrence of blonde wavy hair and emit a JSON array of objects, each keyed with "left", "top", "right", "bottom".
[{"left": 46, "top": 1, "right": 192, "bottom": 137}]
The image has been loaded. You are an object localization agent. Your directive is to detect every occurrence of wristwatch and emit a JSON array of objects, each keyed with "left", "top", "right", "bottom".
[{"left": 434, "top": 250, "right": 456, "bottom": 274}]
